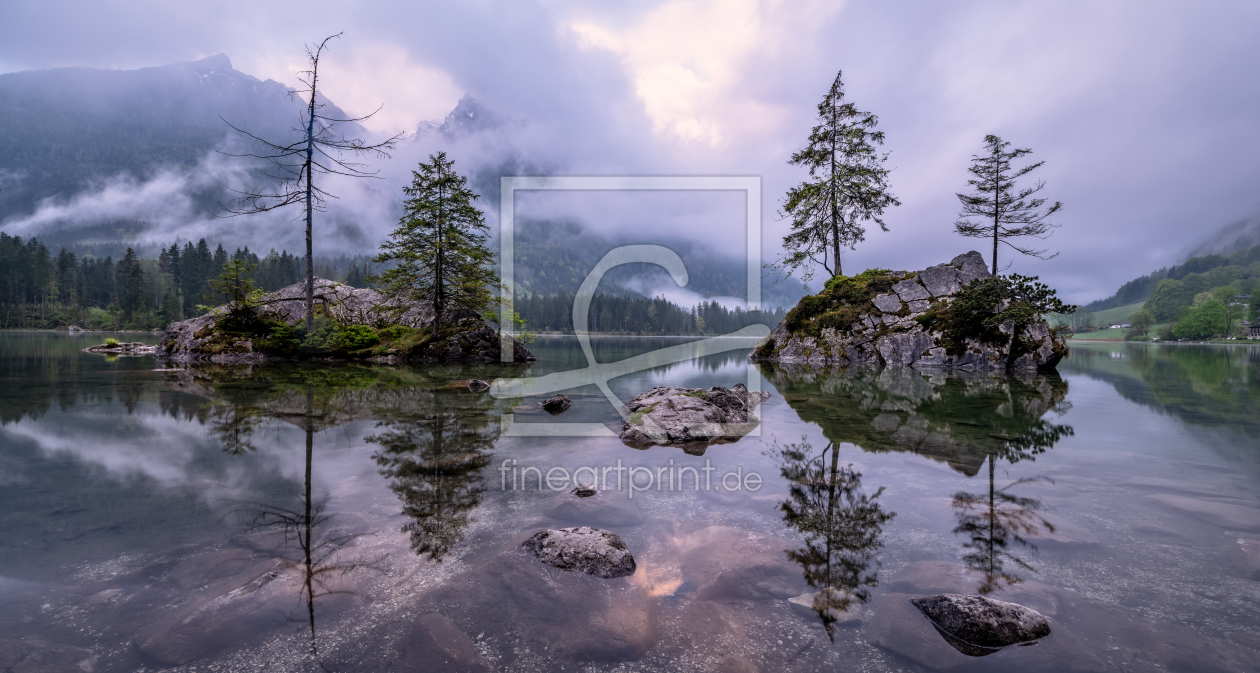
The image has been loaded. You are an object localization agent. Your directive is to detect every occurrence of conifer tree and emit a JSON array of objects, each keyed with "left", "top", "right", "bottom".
[
  {"left": 777, "top": 70, "right": 899, "bottom": 282},
  {"left": 374, "top": 152, "right": 496, "bottom": 334},
  {"left": 116, "top": 247, "right": 146, "bottom": 320},
  {"left": 954, "top": 135, "right": 1063, "bottom": 275}
]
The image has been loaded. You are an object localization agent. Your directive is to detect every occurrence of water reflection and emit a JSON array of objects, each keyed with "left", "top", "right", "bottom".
[
  {"left": 762, "top": 363, "right": 1074, "bottom": 593},
  {"left": 233, "top": 415, "right": 374, "bottom": 663},
  {"left": 770, "top": 437, "right": 894, "bottom": 640},
  {"left": 1062, "top": 343, "right": 1260, "bottom": 437},
  {"left": 167, "top": 362, "right": 516, "bottom": 664},
  {"left": 952, "top": 467, "right": 1054, "bottom": 595},
  {"left": 366, "top": 387, "right": 501, "bottom": 562},
  {"left": 760, "top": 364, "right": 1074, "bottom": 476}
]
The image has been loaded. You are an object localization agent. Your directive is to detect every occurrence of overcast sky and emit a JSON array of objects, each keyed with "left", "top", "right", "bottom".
[{"left": 3, "top": 0, "right": 1259, "bottom": 303}]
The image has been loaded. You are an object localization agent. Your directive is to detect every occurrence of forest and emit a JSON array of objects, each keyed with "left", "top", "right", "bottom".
[
  {"left": 513, "top": 291, "right": 787, "bottom": 335},
  {"left": 0, "top": 232, "right": 783, "bottom": 335},
  {"left": 0, "top": 232, "right": 370, "bottom": 330}
]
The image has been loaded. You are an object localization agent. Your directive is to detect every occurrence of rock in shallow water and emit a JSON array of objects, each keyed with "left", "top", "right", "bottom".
[
  {"left": 522, "top": 527, "right": 637, "bottom": 578},
  {"left": 619, "top": 383, "right": 770, "bottom": 448},
  {"left": 546, "top": 488, "right": 644, "bottom": 527},
  {"left": 420, "top": 546, "right": 657, "bottom": 661},
  {"left": 540, "top": 393, "right": 572, "bottom": 414},
  {"left": 911, "top": 593, "right": 1050, "bottom": 651}
]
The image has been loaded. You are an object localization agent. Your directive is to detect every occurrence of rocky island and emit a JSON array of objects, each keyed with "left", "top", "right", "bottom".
[
  {"left": 159, "top": 278, "right": 534, "bottom": 364},
  {"left": 751, "top": 251, "right": 1069, "bottom": 371}
]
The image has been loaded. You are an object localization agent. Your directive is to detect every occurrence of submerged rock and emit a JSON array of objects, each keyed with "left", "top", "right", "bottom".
[
  {"left": 1143, "top": 494, "right": 1260, "bottom": 532},
  {"left": 619, "top": 383, "right": 771, "bottom": 448},
  {"left": 788, "top": 591, "right": 863, "bottom": 625},
  {"left": 420, "top": 545, "right": 657, "bottom": 661},
  {"left": 546, "top": 488, "right": 644, "bottom": 527},
  {"left": 910, "top": 593, "right": 1050, "bottom": 653},
  {"left": 400, "top": 613, "right": 491, "bottom": 673},
  {"left": 540, "top": 393, "right": 572, "bottom": 414},
  {"left": 522, "top": 527, "right": 637, "bottom": 578},
  {"left": 750, "top": 251, "right": 1067, "bottom": 372},
  {"left": 83, "top": 341, "right": 155, "bottom": 355},
  {"left": 870, "top": 593, "right": 1103, "bottom": 672},
  {"left": 0, "top": 637, "right": 96, "bottom": 673},
  {"left": 676, "top": 526, "right": 805, "bottom": 601}
]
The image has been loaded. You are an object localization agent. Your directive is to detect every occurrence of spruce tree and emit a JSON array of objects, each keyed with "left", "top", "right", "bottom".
[
  {"left": 954, "top": 135, "right": 1063, "bottom": 275},
  {"left": 374, "top": 152, "right": 496, "bottom": 334},
  {"left": 116, "top": 247, "right": 146, "bottom": 320},
  {"left": 777, "top": 70, "right": 899, "bottom": 282}
]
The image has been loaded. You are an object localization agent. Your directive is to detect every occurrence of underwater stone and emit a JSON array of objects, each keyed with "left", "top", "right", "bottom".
[
  {"left": 911, "top": 593, "right": 1050, "bottom": 649},
  {"left": 522, "top": 527, "right": 637, "bottom": 578}
]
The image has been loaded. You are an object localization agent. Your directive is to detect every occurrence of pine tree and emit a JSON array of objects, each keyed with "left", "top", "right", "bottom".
[
  {"left": 374, "top": 153, "right": 497, "bottom": 334},
  {"left": 954, "top": 135, "right": 1063, "bottom": 275},
  {"left": 777, "top": 70, "right": 900, "bottom": 282},
  {"left": 116, "top": 247, "right": 146, "bottom": 319}
]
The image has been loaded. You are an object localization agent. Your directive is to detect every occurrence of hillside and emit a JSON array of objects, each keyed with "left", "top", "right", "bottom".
[
  {"left": 0, "top": 54, "right": 362, "bottom": 224},
  {"left": 1084, "top": 242, "right": 1260, "bottom": 312}
]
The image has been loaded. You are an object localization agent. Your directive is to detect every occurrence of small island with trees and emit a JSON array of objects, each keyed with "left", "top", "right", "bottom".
[{"left": 160, "top": 151, "right": 534, "bottom": 364}]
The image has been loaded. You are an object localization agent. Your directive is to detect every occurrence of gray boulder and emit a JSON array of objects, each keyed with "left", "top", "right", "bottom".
[
  {"left": 910, "top": 593, "right": 1050, "bottom": 654},
  {"left": 619, "top": 383, "right": 771, "bottom": 448},
  {"left": 751, "top": 251, "right": 1067, "bottom": 372},
  {"left": 540, "top": 393, "right": 572, "bottom": 414},
  {"left": 521, "top": 527, "right": 637, "bottom": 578}
]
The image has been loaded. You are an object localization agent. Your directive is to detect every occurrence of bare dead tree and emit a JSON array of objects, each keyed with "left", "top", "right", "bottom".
[{"left": 220, "top": 33, "right": 402, "bottom": 331}]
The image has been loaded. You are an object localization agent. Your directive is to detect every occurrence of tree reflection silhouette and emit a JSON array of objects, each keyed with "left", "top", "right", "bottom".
[
  {"left": 762, "top": 364, "right": 1075, "bottom": 595},
  {"left": 367, "top": 388, "right": 500, "bottom": 563},
  {"left": 952, "top": 464, "right": 1054, "bottom": 595},
  {"left": 223, "top": 386, "right": 375, "bottom": 666},
  {"left": 770, "top": 437, "right": 894, "bottom": 640}
]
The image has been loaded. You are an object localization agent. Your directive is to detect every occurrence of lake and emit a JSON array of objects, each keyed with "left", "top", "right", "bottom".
[{"left": 1, "top": 331, "right": 1258, "bottom": 672}]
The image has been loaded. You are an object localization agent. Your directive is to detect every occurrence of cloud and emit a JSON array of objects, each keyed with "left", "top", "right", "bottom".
[{"left": 1, "top": 0, "right": 1259, "bottom": 303}]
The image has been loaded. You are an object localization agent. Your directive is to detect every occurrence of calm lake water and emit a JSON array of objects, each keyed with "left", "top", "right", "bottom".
[{"left": 1, "top": 331, "right": 1258, "bottom": 672}]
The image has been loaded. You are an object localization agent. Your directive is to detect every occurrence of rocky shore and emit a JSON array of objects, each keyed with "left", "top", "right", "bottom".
[
  {"left": 750, "top": 252, "right": 1067, "bottom": 371},
  {"left": 158, "top": 278, "right": 533, "bottom": 364}
]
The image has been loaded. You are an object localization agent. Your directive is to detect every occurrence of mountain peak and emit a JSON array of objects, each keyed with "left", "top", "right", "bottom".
[{"left": 188, "top": 53, "right": 233, "bottom": 73}]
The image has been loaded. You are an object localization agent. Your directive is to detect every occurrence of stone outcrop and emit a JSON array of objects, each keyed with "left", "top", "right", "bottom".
[
  {"left": 541, "top": 393, "right": 572, "bottom": 413},
  {"left": 158, "top": 278, "right": 533, "bottom": 363},
  {"left": 83, "top": 341, "right": 156, "bottom": 355},
  {"left": 751, "top": 251, "right": 1067, "bottom": 371},
  {"left": 619, "top": 383, "right": 771, "bottom": 449},
  {"left": 910, "top": 593, "right": 1051, "bottom": 655},
  {"left": 403, "top": 309, "right": 536, "bottom": 364},
  {"left": 521, "top": 527, "right": 637, "bottom": 578}
]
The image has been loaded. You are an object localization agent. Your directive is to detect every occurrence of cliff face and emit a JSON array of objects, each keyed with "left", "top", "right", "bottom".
[{"left": 750, "top": 252, "right": 1067, "bottom": 372}]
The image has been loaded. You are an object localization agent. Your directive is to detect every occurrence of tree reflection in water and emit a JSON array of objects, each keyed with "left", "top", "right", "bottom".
[
  {"left": 225, "top": 387, "right": 378, "bottom": 665},
  {"left": 367, "top": 386, "right": 500, "bottom": 563},
  {"left": 770, "top": 437, "right": 894, "bottom": 640},
  {"left": 761, "top": 364, "right": 1074, "bottom": 595}
]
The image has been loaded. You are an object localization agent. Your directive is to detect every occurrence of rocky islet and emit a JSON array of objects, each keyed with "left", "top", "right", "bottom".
[{"left": 751, "top": 251, "right": 1068, "bottom": 371}]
